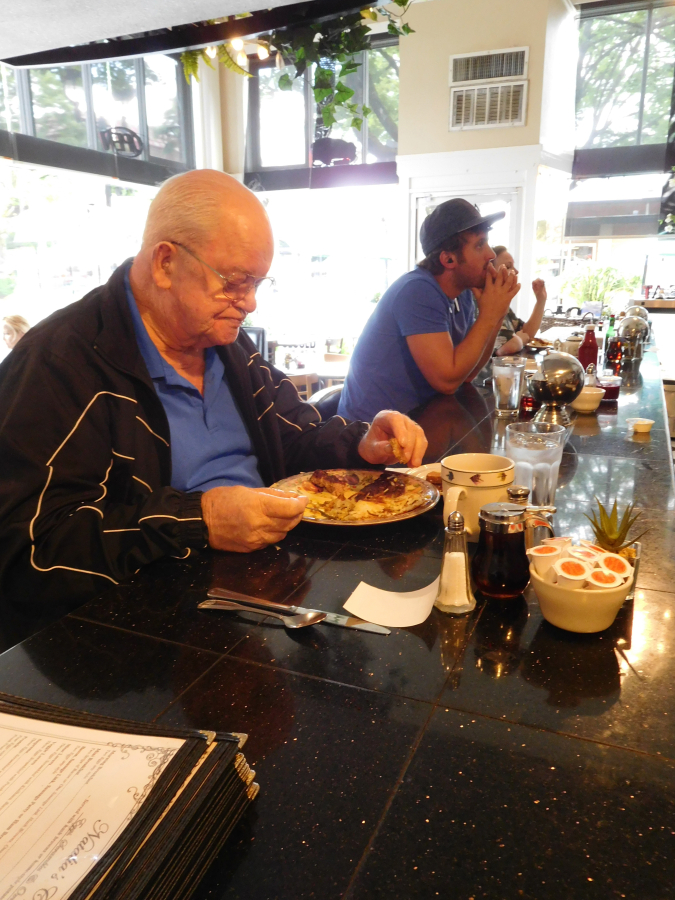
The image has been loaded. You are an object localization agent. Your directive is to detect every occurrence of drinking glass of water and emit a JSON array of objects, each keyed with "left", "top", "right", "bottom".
[
  {"left": 505, "top": 422, "right": 566, "bottom": 506},
  {"left": 492, "top": 357, "right": 526, "bottom": 417}
]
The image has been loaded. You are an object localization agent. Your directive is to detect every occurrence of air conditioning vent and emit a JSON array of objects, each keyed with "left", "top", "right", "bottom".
[
  {"left": 450, "top": 48, "right": 528, "bottom": 85},
  {"left": 450, "top": 82, "right": 527, "bottom": 130}
]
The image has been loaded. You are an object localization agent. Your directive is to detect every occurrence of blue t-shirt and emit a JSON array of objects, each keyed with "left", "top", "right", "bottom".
[
  {"left": 338, "top": 268, "right": 476, "bottom": 420},
  {"left": 125, "top": 272, "right": 263, "bottom": 492}
]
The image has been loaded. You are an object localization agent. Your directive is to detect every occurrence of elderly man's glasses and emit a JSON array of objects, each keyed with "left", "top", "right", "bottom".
[{"left": 170, "top": 241, "right": 275, "bottom": 298}]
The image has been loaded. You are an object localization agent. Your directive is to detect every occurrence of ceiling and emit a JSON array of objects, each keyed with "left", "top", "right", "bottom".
[{"left": 0, "top": 0, "right": 311, "bottom": 60}]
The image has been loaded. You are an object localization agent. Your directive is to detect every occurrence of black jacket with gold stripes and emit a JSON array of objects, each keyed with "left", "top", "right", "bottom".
[{"left": 0, "top": 262, "right": 368, "bottom": 612}]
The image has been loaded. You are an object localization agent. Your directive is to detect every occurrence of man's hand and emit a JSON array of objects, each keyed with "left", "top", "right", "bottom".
[
  {"left": 358, "top": 410, "right": 427, "bottom": 468},
  {"left": 473, "top": 263, "right": 520, "bottom": 325},
  {"left": 532, "top": 278, "right": 547, "bottom": 304},
  {"left": 202, "top": 486, "right": 308, "bottom": 552}
]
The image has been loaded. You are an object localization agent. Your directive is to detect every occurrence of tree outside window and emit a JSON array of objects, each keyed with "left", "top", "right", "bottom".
[{"left": 576, "top": 6, "right": 675, "bottom": 149}]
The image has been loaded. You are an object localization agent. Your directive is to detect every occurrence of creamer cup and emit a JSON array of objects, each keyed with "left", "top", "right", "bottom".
[
  {"left": 542, "top": 537, "right": 572, "bottom": 557},
  {"left": 586, "top": 569, "right": 623, "bottom": 590},
  {"left": 526, "top": 544, "right": 561, "bottom": 576},
  {"left": 597, "top": 552, "right": 632, "bottom": 581},
  {"left": 580, "top": 540, "right": 607, "bottom": 555},
  {"left": 553, "top": 557, "right": 592, "bottom": 588},
  {"left": 568, "top": 547, "right": 600, "bottom": 565}
]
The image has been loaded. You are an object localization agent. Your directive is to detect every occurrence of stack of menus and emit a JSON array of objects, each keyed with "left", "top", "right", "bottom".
[{"left": 0, "top": 692, "right": 258, "bottom": 899}]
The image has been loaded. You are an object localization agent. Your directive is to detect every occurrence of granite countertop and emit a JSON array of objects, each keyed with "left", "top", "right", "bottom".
[{"left": 0, "top": 351, "right": 673, "bottom": 899}]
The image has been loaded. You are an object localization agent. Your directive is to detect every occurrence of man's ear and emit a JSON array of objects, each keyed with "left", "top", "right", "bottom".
[
  {"left": 150, "top": 242, "right": 176, "bottom": 290},
  {"left": 439, "top": 249, "right": 458, "bottom": 271}
]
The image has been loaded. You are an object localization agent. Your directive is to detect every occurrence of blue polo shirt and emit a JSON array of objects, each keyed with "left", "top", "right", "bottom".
[
  {"left": 338, "top": 268, "right": 476, "bottom": 420},
  {"left": 125, "top": 272, "right": 263, "bottom": 492}
]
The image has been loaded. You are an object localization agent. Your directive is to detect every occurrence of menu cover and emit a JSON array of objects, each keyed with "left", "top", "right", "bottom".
[{"left": 0, "top": 693, "right": 257, "bottom": 900}]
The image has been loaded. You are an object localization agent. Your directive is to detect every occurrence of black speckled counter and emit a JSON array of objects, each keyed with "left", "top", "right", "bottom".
[{"left": 0, "top": 351, "right": 673, "bottom": 899}]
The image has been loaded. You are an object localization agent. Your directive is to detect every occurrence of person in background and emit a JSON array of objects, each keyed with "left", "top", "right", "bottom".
[
  {"left": 3, "top": 315, "right": 30, "bottom": 350},
  {"left": 491, "top": 247, "right": 547, "bottom": 356},
  {"left": 338, "top": 199, "right": 520, "bottom": 421}
]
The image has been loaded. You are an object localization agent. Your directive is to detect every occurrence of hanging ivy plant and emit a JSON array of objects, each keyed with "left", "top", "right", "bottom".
[
  {"left": 263, "top": 2, "right": 414, "bottom": 130},
  {"left": 180, "top": 2, "right": 414, "bottom": 132}
]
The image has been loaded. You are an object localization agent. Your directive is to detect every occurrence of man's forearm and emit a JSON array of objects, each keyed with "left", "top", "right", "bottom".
[
  {"left": 466, "top": 318, "right": 503, "bottom": 382},
  {"left": 438, "top": 312, "right": 503, "bottom": 391}
]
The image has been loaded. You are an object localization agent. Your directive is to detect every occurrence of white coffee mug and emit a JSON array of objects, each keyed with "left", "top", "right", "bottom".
[{"left": 441, "top": 453, "right": 515, "bottom": 541}]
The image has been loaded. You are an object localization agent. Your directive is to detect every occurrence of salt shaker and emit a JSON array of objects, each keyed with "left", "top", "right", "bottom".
[
  {"left": 435, "top": 511, "right": 476, "bottom": 615},
  {"left": 585, "top": 363, "right": 597, "bottom": 386}
]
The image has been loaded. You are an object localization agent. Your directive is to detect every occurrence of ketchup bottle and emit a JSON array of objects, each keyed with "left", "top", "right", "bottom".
[{"left": 578, "top": 324, "right": 598, "bottom": 371}]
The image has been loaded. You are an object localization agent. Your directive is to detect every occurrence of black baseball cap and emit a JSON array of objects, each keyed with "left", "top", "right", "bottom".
[{"left": 419, "top": 198, "right": 505, "bottom": 257}]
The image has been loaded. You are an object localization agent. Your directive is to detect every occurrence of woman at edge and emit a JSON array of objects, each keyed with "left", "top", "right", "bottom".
[
  {"left": 491, "top": 246, "right": 547, "bottom": 356},
  {"left": 2, "top": 315, "right": 30, "bottom": 351}
]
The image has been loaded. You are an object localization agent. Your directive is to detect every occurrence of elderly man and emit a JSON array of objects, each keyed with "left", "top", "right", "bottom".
[
  {"left": 338, "top": 198, "right": 520, "bottom": 421},
  {"left": 0, "top": 170, "right": 426, "bottom": 610}
]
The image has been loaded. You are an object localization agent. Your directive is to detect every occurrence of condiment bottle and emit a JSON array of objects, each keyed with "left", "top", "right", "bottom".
[
  {"left": 471, "top": 503, "right": 554, "bottom": 600},
  {"left": 605, "top": 315, "right": 616, "bottom": 349},
  {"left": 585, "top": 363, "right": 597, "bottom": 386},
  {"left": 435, "top": 511, "right": 476, "bottom": 615},
  {"left": 578, "top": 323, "right": 598, "bottom": 371}
]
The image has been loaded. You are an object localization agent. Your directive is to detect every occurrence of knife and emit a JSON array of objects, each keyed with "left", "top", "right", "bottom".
[{"left": 205, "top": 588, "right": 391, "bottom": 635}]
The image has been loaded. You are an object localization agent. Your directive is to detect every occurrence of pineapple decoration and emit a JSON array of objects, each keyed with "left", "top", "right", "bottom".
[{"left": 584, "top": 498, "right": 648, "bottom": 559}]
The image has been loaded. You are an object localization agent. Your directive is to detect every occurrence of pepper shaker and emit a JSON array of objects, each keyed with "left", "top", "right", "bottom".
[{"left": 435, "top": 511, "right": 476, "bottom": 615}]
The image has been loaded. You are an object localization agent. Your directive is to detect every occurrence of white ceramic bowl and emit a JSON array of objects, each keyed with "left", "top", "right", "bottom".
[
  {"left": 626, "top": 418, "right": 654, "bottom": 433},
  {"left": 570, "top": 386, "right": 606, "bottom": 413},
  {"left": 530, "top": 564, "right": 634, "bottom": 633}
]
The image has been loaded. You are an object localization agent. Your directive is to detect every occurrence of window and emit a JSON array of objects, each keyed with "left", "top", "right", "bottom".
[
  {"left": 246, "top": 38, "right": 399, "bottom": 173},
  {"left": 144, "top": 55, "right": 183, "bottom": 162},
  {"left": 0, "top": 157, "right": 157, "bottom": 363},
  {"left": 30, "top": 66, "right": 88, "bottom": 147},
  {"left": 1, "top": 55, "right": 194, "bottom": 168},
  {"left": 91, "top": 61, "right": 140, "bottom": 151},
  {"left": 576, "top": 4, "right": 675, "bottom": 149},
  {"left": 258, "top": 66, "right": 307, "bottom": 167},
  {"left": 0, "top": 64, "right": 20, "bottom": 132}
]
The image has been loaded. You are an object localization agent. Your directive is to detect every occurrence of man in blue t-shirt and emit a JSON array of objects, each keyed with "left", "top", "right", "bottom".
[{"left": 339, "top": 198, "right": 521, "bottom": 421}]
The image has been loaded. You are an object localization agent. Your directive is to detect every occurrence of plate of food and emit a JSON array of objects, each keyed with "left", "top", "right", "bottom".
[
  {"left": 526, "top": 337, "right": 553, "bottom": 349},
  {"left": 272, "top": 469, "right": 440, "bottom": 525}
]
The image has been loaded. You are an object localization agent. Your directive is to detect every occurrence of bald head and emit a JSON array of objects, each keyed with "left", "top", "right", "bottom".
[
  {"left": 142, "top": 169, "right": 271, "bottom": 254},
  {"left": 130, "top": 170, "right": 274, "bottom": 354}
]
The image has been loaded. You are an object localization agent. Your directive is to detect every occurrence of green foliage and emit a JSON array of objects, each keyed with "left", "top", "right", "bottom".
[
  {"left": 180, "top": 46, "right": 251, "bottom": 84},
  {"left": 562, "top": 262, "right": 640, "bottom": 310},
  {"left": 217, "top": 44, "right": 252, "bottom": 78},
  {"left": 0, "top": 273, "right": 16, "bottom": 298},
  {"left": 180, "top": 50, "right": 202, "bottom": 83},
  {"left": 585, "top": 498, "right": 648, "bottom": 554}
]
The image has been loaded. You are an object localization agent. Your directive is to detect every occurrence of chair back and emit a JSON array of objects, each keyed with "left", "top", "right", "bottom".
[
  {"left": 242, "top": 326, "right": 267, "bottom": 360},
  {"left": 308, "top": 384, "right": 344, "bottom": 419}
]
